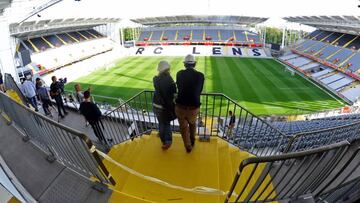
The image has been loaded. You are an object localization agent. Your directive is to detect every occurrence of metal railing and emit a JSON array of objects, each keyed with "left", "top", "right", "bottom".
[
  {"left": 98, "top": 90, "right": 288, "bottom": 156},
  {"left": 285, "top": 120, "right": 360, "bottom": 152},
  {"left": 3, "top": 77, "right": 360, "bottom": 202},
  {"left": 0, "top": 91, "right": 115, "bottom": 186},
  {"left": 225, "top": 140, "right": 360, "bottom": 203},
  {"left": 64, "top": 90, "right": 126, "bottom": 110}
]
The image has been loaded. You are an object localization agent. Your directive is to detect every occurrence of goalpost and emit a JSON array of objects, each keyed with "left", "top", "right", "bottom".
[{"left": 284, "top": 66, "right": 295, "bottom": 76}]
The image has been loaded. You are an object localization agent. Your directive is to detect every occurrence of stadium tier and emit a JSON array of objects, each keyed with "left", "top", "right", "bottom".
[
  {"left": 279, "top": 29, "right": 360, "bottom": 104},
  {"left": 18, "top": 29, "right": 104, "bottom": 53},
  {"left": 15, "top": 29, "right": 115, "bottom": 77},
  {"left": 135, "top": 26, "right": 263, "bottom": 46}
]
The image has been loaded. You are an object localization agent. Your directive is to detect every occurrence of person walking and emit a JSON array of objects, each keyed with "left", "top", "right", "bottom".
[
  {"left": 22, "top": 76, "right": 39, "bottom": 112},
  {"left": 226, "top": 110, "right": 236, "bottom": 138},
  {"left": 50, "top": 76, "right": 68, "bottom": 118},
  {"left": 79, "top": 91, "right": 107, "bottom": 145},
  {"left": 175, "top": 54, "right": 204, "bottom": 153},
  {"left": 153, "top": 61, "right": 177, "bottom": 150},
  {"left": 74, "top": 83, "right": 92, "bottom": 103},
  {"left": 36, "top": 79, "right": 53, "bottom": 116}
]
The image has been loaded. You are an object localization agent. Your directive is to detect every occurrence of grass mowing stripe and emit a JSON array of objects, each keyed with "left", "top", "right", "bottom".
[
  {"left": 225, "top": 57, "right": 270, "bottom": 114},
  {"left": 251, "top": 58, "right": 317, "bottom": 113}
]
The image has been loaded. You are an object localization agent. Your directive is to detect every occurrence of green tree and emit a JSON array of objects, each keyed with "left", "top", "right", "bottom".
[{"left": 122, "top": 28, "right": 136, "bottom": 41}]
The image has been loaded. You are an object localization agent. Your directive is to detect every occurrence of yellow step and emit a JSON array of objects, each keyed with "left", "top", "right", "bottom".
[
  {"left": 228, "top": 147, "right": 275, "bottom": 202},
  {"left": 105, "top": 132, "right": 276, "bottom": 203},
  {"left": 107, "top": 137, "right": 146, "bottom": 190},
  {"left": 217, "top": 139, "right": 234, "bottom": 202}
]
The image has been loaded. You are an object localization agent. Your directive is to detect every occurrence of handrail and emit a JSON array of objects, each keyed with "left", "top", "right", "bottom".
[
  {"left": 103, "top": 90, "right": 285, "bottom": 136},
  {"left": 66, "top": 89, "right": 360, "bottom": 154},
  {"left": 245, "top": 140, "right": 350, "bottom": 163},
  {"left": 225, "top": 140, "right": 354, "bottom": 203},
  {"left": 103, "top": 90, "right": 144, "bottom": 116},
  {"left": 3, "top": 75, "right": 360, "bottom": 202},
  {"left": 0, "top": 90, "right": 115, "bottom": 186},
  {"left": 284, "top": 119, "right": 360, "bottom": 152},
  {"left": 292, "top": 120, "right": 360, "bottom": 138},
  {"left": 97, "top": 90, "right": 288, "bottom": 156}
]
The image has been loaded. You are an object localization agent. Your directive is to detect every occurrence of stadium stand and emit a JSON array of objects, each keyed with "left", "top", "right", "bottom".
[
  {"left": 272, "top": 113, "right": 360, "bottom": 135},
  {"left": 136, "top": 27, "right": 263, "bottom": 45},
  {"left": 19, "top": 29, "right": 104, "bottom": 54},
  {"left": 162, "top": 30, "right": 176, "bottom": 41},
  {"left": 9, "top": 18, "right": 119, "bottom": 78},
  {"left": 279, "top": 16, "right": 360, "bottom": 104}
]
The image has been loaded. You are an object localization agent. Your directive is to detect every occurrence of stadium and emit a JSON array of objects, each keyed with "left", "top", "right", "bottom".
[{"left": 1, "top": 0, "right": 360, "bottom": 203}]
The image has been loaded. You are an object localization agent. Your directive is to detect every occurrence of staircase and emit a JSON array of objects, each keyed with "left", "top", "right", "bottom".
[{"left": 103, "top": 132, "right": 269, "bottom": 203}]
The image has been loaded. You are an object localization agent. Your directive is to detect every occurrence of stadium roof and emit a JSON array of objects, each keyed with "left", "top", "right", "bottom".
[
  {"left": 131, "top": 15, "right": 268, "bottom": 26},
  {"left": 9, "top": 17, "right": 120, "bottom": 38},
  {"left": 0, "top": 0, "right": 11, "bottom": 15},
  {"left": 284, "top": 16, "right": 360, "bottom": 35}
]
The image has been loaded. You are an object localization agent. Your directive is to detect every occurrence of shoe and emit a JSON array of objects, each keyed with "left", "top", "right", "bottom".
[
  {"left": 186, "top": 146, "right": 192, "bottom": 153},
  {"left": 162, "top": 143, "right": 171, "bottom": 150},
  {"left": 35, "top": 109, "right": 39, "bottom": 112},
  {"left": 107, "top": 138, "right": 114, "bottom": 142},
  {"left": 64, "top": 111, "right": 68, "bottom": 115},
  {"left": 60, "top": 115, "right": 65, "bottom": 119}
]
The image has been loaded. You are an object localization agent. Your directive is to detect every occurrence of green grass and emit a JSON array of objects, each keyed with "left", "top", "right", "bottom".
[{"left": 65, "top": 56, "right": 344, "bottom": 116}]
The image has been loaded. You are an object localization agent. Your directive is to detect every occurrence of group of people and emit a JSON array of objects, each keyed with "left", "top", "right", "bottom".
[
  {"left": 19, "top": 73, "right": 107, "bottom": 146},
  {"left": 15, "top": 54, "right": 236, "bottom": 151},
  {"left": 20, "top": 75, "right": 68, "bottom": 118},
  {"left": 153, "top": 54, "right": 205, "bottom": 153}
]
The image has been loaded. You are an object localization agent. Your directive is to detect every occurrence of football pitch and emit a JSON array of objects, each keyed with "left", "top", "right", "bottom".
[{"left": 65, "top": 56, "right": 344, "bottom": 116}]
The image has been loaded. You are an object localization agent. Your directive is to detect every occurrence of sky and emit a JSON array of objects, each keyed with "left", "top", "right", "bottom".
[{"left": 25, "top": 0, "right": 360, "bottom": 30}]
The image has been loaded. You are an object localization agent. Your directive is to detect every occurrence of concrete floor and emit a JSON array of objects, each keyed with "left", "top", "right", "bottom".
[{"left": 0, "top": 113, "right": 112, "bottom": 202}]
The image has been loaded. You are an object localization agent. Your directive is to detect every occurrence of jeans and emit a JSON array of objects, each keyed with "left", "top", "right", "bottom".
[
  {"left": 153, "top": 107, "right": 172, "bottom": 145},
  {"left": 54, "top": 95, "right": 67, "bottom": 116},
  {"left": 175, "top": 105, "right": 199, "bottom": 149},
  {"left": 27, "top": 96, "right": 38, "bottom": 111}
]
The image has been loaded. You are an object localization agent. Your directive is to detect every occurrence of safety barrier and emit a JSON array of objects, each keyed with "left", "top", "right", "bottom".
[
  {"left": 285, "top": 120, "right": 360, "bottom": 152},
  {"left": 2, "top": 76, "right": 360, "bottom": 202},
  {"left": 0, "top": 91, "right": 115, "bottom": 186},
  {"left": 100, "top": 90, "right": 288, "bottom": 156},
  {"left": 225, "top": 140, "right": 360, "bottom": 202}
]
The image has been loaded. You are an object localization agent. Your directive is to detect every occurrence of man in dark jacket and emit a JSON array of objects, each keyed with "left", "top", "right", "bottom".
[
  {"left": 80, "top": 91, "right": 106, "bottom": 144},
  {"left": 175, "top": 54, "right": 205, "bottom": 152},
  {"left": 50, "top": 76, "right": 67, "bottom": 118}
]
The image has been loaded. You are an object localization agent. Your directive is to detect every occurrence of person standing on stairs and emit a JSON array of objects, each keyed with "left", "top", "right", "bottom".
[
  {"left": 80, "top": 91, "right": 109, "bottom": 146},
  {"left": 50, "top": 76, "right": 68, "bottom": 118},
  {"left": 226, "top": 110, "right": 236, "bottom": 139},
  {"left": 175, "top": 54, "right": 204, "bottom": 153},
  {"left": 22, "top": 75, "right": 39, "bottom": 112},
  {"left": 153, "top": 61, "right": 177, "bottom": 150}
]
